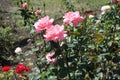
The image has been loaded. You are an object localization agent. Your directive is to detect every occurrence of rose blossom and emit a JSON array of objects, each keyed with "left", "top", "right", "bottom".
[
  {"left": 15, "top": 64, "right": 26, "bottom": 74},
  {"left": 44, "top": 24, "right": 67, "bottom": 42},
  {"left": 101, "top": 5, "right": 111, "bottom": 14},
  {"left": 46, "top": 52, "right": 56, "bottom": 63},
  {"left": 15, "top": 47, "right": 22, "bottom": 54},
  {"left": 2, "top": 66, "right": 11, "bottom": 72},
  {"left": 34, "top": 16, "right": 54, "bottom": 33},
  {"left": 15, "top": 63, "right": 30, "bottom": 74},
  {"left": 25, "top": 67, "right": 31, "bottom": 71},
  {"left": 63, "top": 11, "right": 84, "bottom": 26},
  {"left": 112, "top": 0, "right": 120, "bottom": 3},
  {"left": 35, "top": 10, "right": 41, "bottom": 15},
  {"left": 20, "top": 2, "right": 28, "bottom": 9}
]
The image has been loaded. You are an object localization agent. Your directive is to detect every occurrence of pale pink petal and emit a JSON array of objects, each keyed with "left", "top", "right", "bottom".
[
  {"left": 63, "top": 11, "right": 84, "bottom": 26},
  {"left": 33, "top": 16, "right": 54, "bottom": 33},
  {"left": 44, "top": 25, "right": 67, "bottom": 42}
]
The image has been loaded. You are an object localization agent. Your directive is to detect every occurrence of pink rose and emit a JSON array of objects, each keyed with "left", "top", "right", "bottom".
[
  {"left": 35, "top": 10, "right": 41, "bottom": 15},
  {"left": 63, "top": 11, "right": 84, "bottom": 26},
  {"left": 46, "top": 52, "right": 56, "bottom": 63},
  {"left": 112, "top": 0, "right": 120, "bottom": 2},
  {"left": 44, "top": 24, "right": 67, "bottom": 42},
  {"left": 34, "top": 16, "right": 54, "bottom": 33}
]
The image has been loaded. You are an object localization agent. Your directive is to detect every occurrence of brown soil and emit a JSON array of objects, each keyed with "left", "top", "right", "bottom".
[
  {"left": 0, "top": 0, "right": 31, "bottom": 49},
  {"left": 0, "top": 0, "right": 14, "bottom": 26},
  {"left": 0, "top": 0, "right": 36, "bottom": 68}
]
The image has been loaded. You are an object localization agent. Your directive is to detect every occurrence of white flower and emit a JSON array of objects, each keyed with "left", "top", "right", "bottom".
[
  {"left": 101, "top": 5, "right": 111, "bottom": 12},
  {"left": 101, "top": 11, "right": 106, "bottom": 15},
  {"left": 88, "top": 15, "right": 94, "bottom": 19},
  {"left": 101, "top": 5, "right": 111, "bottom": 14},
  {"left": 15, "top": 47, "right": 22, "bottom": 54}
]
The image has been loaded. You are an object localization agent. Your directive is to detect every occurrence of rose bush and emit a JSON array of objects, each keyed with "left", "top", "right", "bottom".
[
  {"left": 29, "top": 0, "right": 120, "bottom": 80},
  {"left": 1, "top": 0, "right": 120, "bottom": 80},
  {"left": 0, "top": 63, "right": 31, "bottom": 80}
]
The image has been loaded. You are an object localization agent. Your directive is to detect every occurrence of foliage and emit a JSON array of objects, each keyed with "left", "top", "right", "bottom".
[
  {"left": 0, "top": 27, "right": 14, "bottom": 59},
  {"left": 27, "top": 1, "right": 120, "bottom": 80}
]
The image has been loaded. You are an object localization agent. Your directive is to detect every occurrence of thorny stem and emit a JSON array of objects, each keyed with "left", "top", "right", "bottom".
[
  {"left": 65, "top": 52, "right": 71, "bottom": 80},
  {"left": 43, "top": 2, "right": 46, "bottom": 16},
  {"left": 14, "top": 72, "right": 19, "bottom": 80}
]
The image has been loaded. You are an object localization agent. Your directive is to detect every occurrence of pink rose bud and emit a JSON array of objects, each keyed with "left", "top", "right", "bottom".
[
  {"left": 46, "top": 52, "right": 56, "bottom": 63},
  {"left": 35, "top": 10, "right": 41, "bottom": 15},
  {"left": 20, "top": 2, "right": 28, "bottom": 9}
]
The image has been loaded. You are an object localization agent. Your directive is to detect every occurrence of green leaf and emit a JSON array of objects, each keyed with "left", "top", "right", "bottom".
[
  {"left": 94, "top": 33, "right": 103, "bottom": 41},
  {"left": 41, "top": 73, "right": 47, "bottom": 79},
  {"left": 36, "top": 40, "right": 44, "bottom": 46},
  {"left": 88, "top": 44, "right": 95, "bottom": 50},
  {"left": 32, "top": 47, "right": 39, "bottom": 52},
  {"left": 58, "top": 67, "right": 67, "bottom": 78},
  {"left": 48, "top": 76, "right": 57, "bottom": 80},
  {"left": 67, "top": 44, "right": 75, "bottom": 48}
]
